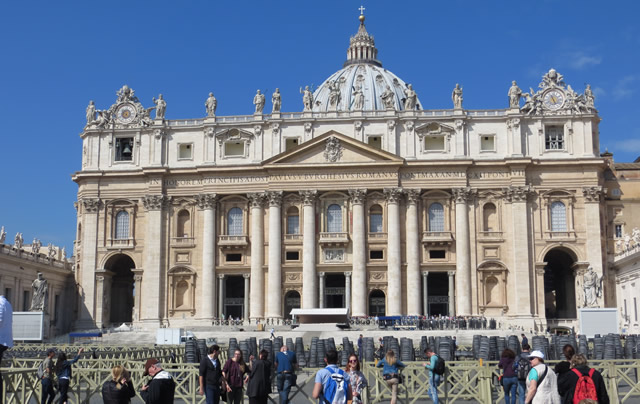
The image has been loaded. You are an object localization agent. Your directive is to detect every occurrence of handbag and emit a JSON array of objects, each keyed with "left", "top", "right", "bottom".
[{"left": 220, "top": 387, "right": 228, "bottom": 402}]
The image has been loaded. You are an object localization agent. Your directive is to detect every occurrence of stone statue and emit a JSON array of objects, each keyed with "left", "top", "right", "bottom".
[
  {"left": 94, "top": 109, "right": 111, "bottom": 128},
  {"left": 508, "top": 81, "right": 522, "bottom": 108},
  {"left": 452, "top": 83, "right": 463, "bottom": 109},
  {"left": 271, "top": 88, "right": 282, "bottom": 113},
  {"left": 117, "top": 85, "right": 135, "bottom": 102},
  {"left": 624, "top": 233, "right": 632, "bottom": 251},
  {"left": 328, "top": 81, "right": 341, "bottom": 111},
  {"left": 0, "top": 226, "right": 5, "bottom": 244},
  {"left": 632, "top": 227, "right": 640, "bottom": 247},
  {"left": 153, "top": 94, "right": 166, "bottom": 119},
  {"left": 141, "top": 107, "right": 155, "bottom": 127},
  {"left": 253, "top": 90, "right": 265, "bottom": 114},
  {"left": 352, "top": 84, "right": 364, "bottom": 111},
  {"left": 301, "top": 86, "right": 313, "bottom": 111},
  {"left": 584, "top": 84, "right": 595, "bottom": 108},
  {"left": 47, "top": 243, "right": 55, "bottom": 259},
  {"left": 583, "top": 266, "right": 601, "bottom": 307},
  {"left": 205, "top": 92, "right": 217, "bottom": 116},
  {"left": 404, "top": 84, "right": 417, "bottom": 110},
  {"left": 61, "top": 246, "right": 66, "bottom": 261},
  {"left": 14, "top": 233, "right": 23, "bottom": 250},
  {"left": 86, "top": 101, "right": 96, "bottom": 125},
  {"left": 30, "top": 272, "right": 48, "bottom": 312},
  {"left": 616, "top": 238, "right": 624, "bottom": 254},
  {"left": 31, "top": 238, "right": 39, "bottom": 254},
  {"left": 381, "top": 85, "right": 395, "bottom": 109}
]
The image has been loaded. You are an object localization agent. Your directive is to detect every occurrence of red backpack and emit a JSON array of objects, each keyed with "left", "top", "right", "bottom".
[{"left": 572, "top": 368, "right": 598, "bottom": 404}]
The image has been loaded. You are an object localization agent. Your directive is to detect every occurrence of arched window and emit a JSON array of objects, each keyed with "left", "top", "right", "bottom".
[
  {"left": 550, "top": 201, "right": 567, "bottom": 232},
  {"left": 369, "top": 204, "right": 383, "bottom": 233},
  {"left": 287, "top": 207, "right": 299, "bottom": 235},
  {"left": 327, "top": 204, "right": 343, "bottom": 233},
  {"left": 227, "top": 208, "right": 243, "bottom": 235},
  {"left": 115, "top": 211, "right": 129, "bottom": 239},
  {"left": 483, "top": 203, "right": 497, "bottom": 232},
  {"left": 177, "top": 210, "right": 190, "bottom": 237},
  {"left": 428, "top": 203, "right": 445, "bottom": 232}
]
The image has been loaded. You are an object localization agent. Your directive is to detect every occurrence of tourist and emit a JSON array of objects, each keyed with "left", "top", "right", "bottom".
[
  {"left": 524, "top": 350, "right": 560, "bottom": 404},
  {"left": 312, "top": 349, "right": 351, "bottom": 404},
  {"left": 274, "top": 345, "right": 297, "bottom": 404},
  {"left": 141, "top": 358, "right": 175, "bottom": 404},
  {"left": 102, "top": 365, "right": 136, "bottom": 404},
  {"left": 199, "top": 345, "right": 223, "bottom": 404},
  {"left": 498, "top": 348, "right": 518, "bottom": 404},
  {"left": 54, "top": 347, "right": 84, "bottom": 404},
  {"left": 39, "top": 348, "right": 56, "bottom": 404},
  {"left": 423, "top": 348, "right": 442, "bottom": 404},
  {"left": 521, "top": 334, "right": 528, "bottom": 349},
  {"left": 557, "top": 354, "right": 609, "bottom": 404},
  {"left": 357, "top": 334, "right": 363, "bottom": 361},
  {"left": 515, "top": 344, "right": 531, "bottom": 404},
  {"left": 345, "top": 354, "right": 367, "bottom": 404},
  {"left": 554, "top": 344, "right": 575, "bottom": 402},
  {"left": 223, "top": 349, "right": 249, "bottom": 404},
  {"left": 246, "top": 349, "right": 271, "bottom": 404},
  {"left": 377, "top": 350, "right": 405, "bottom": 404}
]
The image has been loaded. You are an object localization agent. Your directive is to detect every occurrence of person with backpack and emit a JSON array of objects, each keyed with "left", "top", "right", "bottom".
[
  {"left": 423, "top": 348, "right": 445, "bottom": 404},
  {"left": 498, "top": 348, "right": 518, "bottom": 404},
  {"left": 557, "top": 354, "right": 609, "bottom": 404},
  {"left": 313, "top": 349, "right": 351, "bottom": 404},
  {"left": 524, "top": 350, "right": 561, "bottom": 404},
  {"left": 377, "top": 350, "right": 405, "bottom": 404},
  {"left": 555, "top": 344, "right": 575, "bottom": 403},
  {"left": 515, "top": 344, "right": 532, "bottom": 404},
  {"left": 54, "top": 347, "right": 84, "bottom": 404},
  {"left": 39, "top": 348, "right": 56, "bottom": 404},
  {"left": 102, "top": 365, "right": 136, "bottom": 404}
]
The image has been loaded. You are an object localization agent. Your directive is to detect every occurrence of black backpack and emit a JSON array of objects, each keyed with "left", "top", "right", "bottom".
[
  {"left": 514, "top": 356, "right": 530, "bottom": 380},
  {"left": 433, "top": 355, "right": 446, "bottom": 376}
]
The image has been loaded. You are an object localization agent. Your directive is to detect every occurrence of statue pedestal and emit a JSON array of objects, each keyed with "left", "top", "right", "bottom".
[
  {"left": 205, "top": 116, "right": 216, "bottom": 123},
  {"left": 271, "top": 112, "right": 281, "bottom": 120},
  {"left": 453, "top": 109, "right": 465, "bottom": 116}
]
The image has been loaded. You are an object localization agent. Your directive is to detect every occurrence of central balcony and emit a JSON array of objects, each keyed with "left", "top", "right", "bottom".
[
  {"left": 318, "top": 232, "right": 350, "bottom": 246},
  {"left": 217, "top": 235, "right": 249, "bottom": 249},
  {"left": 421, "top": 231, "right": 454, "bottom": 245}
]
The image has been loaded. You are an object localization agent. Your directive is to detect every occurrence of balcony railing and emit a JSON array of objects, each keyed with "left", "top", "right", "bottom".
[
  {"left": 318, "top": 232, "right": 350, "bottom": 245},
  {"left": 368, "top": 232, "right": 388, "bottom": 240},
  {"left": 171, "top": 237, "right": 195, "bottom": 247},
  {"left": 421, "top": 231, "right": 454, "bottom": 243},
  {"left": 544, "top": 231, "right": 576, "bottom": 240},
  {"left": 478, "top": 231, "right": 503, "bottom": 240},
  {"left": 217, "top": 235, "right": 249, "bottom": 247},
  {"left": 106, "top": 238, "right": 135, "bottom": 249},
  {"left": 284, "top": 234, "right": 303, "bottom": 243}
]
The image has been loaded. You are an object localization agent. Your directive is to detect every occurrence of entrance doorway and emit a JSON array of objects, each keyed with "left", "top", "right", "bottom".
[
  {"left": 544, "top": 248, "right": 577, "bottom": 319},
  {"left": 369, "top": 289, "right": 386, "bottom": 316},
  {"left": 105, "top": 254, "right": 135, "bottom": 324},
  {"left": 427, "top": 272, "right": 449, "bottom": 316},
  {"left": 284, "top": 291, "right": 301, "bottom": 319},
  {"left": 224, "top": 276, "right": 244, "bottom": 319},
  {"left": 325, "top": 274, "right": 345, "bottom": 308}
]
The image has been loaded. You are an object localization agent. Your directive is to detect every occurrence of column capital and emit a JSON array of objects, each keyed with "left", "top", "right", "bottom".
[
  {"left": 406, "top": 189, "right": 421, "bottom": 204},
  {"left": 452, "top": 187, "right": 475, "bottom": 204},
  {"left": 447, "top": 271, "right": 456, "bottom": 277},
  {"left": 318, "top": 272, "right": 325, "bottom": 278},
  {"left": 266, "top": 191, "right": 283, "bottom": 207},
  {"left": 196, "top": 193, "right": 218, "bottom": 209},
  {"left": 348, "top": 189, "right": 367, "bottom": 205},
  {"left": 143, "top": 194, "right": 169, "bottom": 211},
  {"left": 243, "top": 273, "right": 250, "bottom": 279},
  {"left": 299, "top": 190, "right": 318, "bottom": 205},
  {"left": 82, "top": 198, "right": 101, "bottom": 213},
  {"left": 134, "top": 274, "right": 143, "bottom": 282},
  {"left": 247, "top": 192, "right": 266, "bottom": 208},
  {"left": 218, "top": 274, "right": 226, "bottom": 279},
  {"left": 502, "top": 185, "right": 532, "bottom": 203},
  {"left": 582, "top": 186, "right": 605, "bottom": 203},
  {"left": 344, "top": 271, "right": 352, "bottom": 278},
  {"left": 422, "top": 271, "right": 429, "bottom": 277},
  {"left": 383, "top": 187, "right": 403, "bottom": 204}
]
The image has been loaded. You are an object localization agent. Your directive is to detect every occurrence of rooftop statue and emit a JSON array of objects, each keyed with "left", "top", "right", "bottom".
[
  {"left": 352, "top": 84, "right": 364, "bottom": 111},
  {"left": 0, "top": 226, "right": 5, "bottom": 244},
  {"left": 14, "top": 232, "right": 23, "bottom": 250},
  {"left": 452, "top": 83, "right": 463, "bottom": 109},
  {"left": 30, "top": 272, "right": 48, "bottom": 312},
  {"left": 253, "top": 90, "right": 265, "bottom": 114},
  {"left": 328, "top": 81, "right": 342, "bottom": 111},
  {"left": 301, "top": 86, "right": 314, "bottom": 112},
  {"left": 508, "top": 81, "right": 522, "bottom": 108},
  {"left": 381, "top": 85, "right": 395, "bottom": 109},
  {"left": 205, "top": 92, "right": 217, "bottom": 116},
  {"left": 404, "top": 84, "right": 417, "bottom": 110},
  {"left": 584, "top": 84, "right": 595, "bottom": 108},
  {"left": 85, "top": 101, "right": 96, "bottom": 125},
  {"left": 272, "top": 88, "right": 282, "bottom": 113},
  {"left": 153, "top": 94, "right": 166, "bottom": 119},
  {"left": 116, "top": 85, "right": 139, "bottom": 103}
]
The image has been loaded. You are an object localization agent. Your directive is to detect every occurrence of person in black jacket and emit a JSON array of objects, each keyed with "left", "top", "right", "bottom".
[
  {"left": 554, "top": 344, "right": 575, "bottom": 403},
  {"left": 246, "top": 350, "right": 272, "bottom": 404},
  {"left": 557, "top": 354, "right": 609, "bottom": 404},
  {"left": 102, "top": 365, "right": 136, "bottom": 404},
  {"left": 141, "top": 358, "right": 175, "bottom": 404},
  {"left": 199, "top": 345, "right": 223, "bottom": 404}
]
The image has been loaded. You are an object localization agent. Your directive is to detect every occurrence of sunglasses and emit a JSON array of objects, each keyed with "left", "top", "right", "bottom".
[{"left": 349, "top": 359, "right": 358, "bottom": 363}]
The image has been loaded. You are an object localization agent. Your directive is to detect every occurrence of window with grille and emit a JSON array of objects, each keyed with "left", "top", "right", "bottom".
[
  {"left": 327, "top": 204, "right": 342, "bottom": 233},
  {"left": 615, "top": 224, "right": 623, "bottom": 238},
  {"left": 287, "top": 208, "right": 299, "bottom": 234},
  {"left": 550, "top": 201, "right": 567, "bottom": 231},
  {"left": 369, "top": 204, "right": 383, "bottom": 232},
  {"left": 227, "top": 208, "right": 243, "bottom": 235},
  {"left": 545, "top": 125, "right": 564, "bottom": 150},
  {"left": 428, "top": 203, "right": 445, "bottom": 232},
  {"left": 115, "top": 211, "right": 130, "bottom": 239}
]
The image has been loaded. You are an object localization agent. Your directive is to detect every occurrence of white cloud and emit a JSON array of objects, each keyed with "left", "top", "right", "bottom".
[
  {"left": 593, "top": 87, "right": 606, "bottom": 98},
  {"left": 568, "top": 54, "right": 602, "bottom": 69},
  {"left": 613, "top": 138, "right": 640, "bottom": 154},
  {"left": 613, "top": 75, "right": 638, "bottom": 100}
]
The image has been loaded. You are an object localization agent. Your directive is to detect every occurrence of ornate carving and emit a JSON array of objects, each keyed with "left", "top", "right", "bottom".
[
  {"left": 204, "top": 127, "right": 215, "bottom": 137},
  {"left": 582, "top": 186, "right": 604, "bottom": 203},
  {"left": 354, "top": 120, "right": 363, "bottom": 132},
  {"left": 506, "top": 118, "right": 520, "bottom": 130},
  {"left": 520, "top": 68, "right": 595, "bottom": 116},
  {"left": 285, "top": 273, "right": 301, "bottom": 282},
  {"left": 270, "top": 123, "right": 280, "bottom": 136},
  {"left": 448, "top": 271, "right": 456, "bottom": 277},
  {"left": 304, "top": 122, "right": 313, "bottom": 136},
  {"left": 369, "top": 271, "right": 387, "bottom": 282},
  {"left": 404, "top": 121, "right": 415, "bottom": 131},
  {"left": 452, "top": 187, "right": 475, "bottom": 204},
  {"left": 387, "top": 120, "right": 396, "bottom": 130},
  {"left": 82, "top": 198, "right": 101, "bottom": 213},
  {"left": 344, "top": 271, "right": 352, "bottom": 278},
  {"left": 217, "top": 274, "right": 225, "bottom": 279},
  {"left": 324, "top": 136, "right": 343, "bottom": 163},
  {"left": 266, "top": 191, "right": 283, "bottom": 207},
  {"left": 247, "top": 192, "right": 266, "bottom": 208},
  {"left": 143, "top": 194, "right": 168, "bottom": 211},
  {"left": 318, "top": 272, "right": 326, "bottom": 278},
  {"left": 405, "top": 189, "right": 421, "bottom": 204},
  {"left": 243, "top": 273, "right": 251, "bottom": 279},
  {"left": 87, "top": 85, "right": 157, "bottom": 129},
  {"left": 503, "top": 186, "right": 531, "bottom": 203},
  {"left": 384, "top": 188, "right": 403, "bottom": 204},
  {"left": 196, "top": 193, "right": 218, "bottom": 209},
  {"left": 454, "top": 119, "right": 465, "bottom": 131},
  {"left": 253, "top": 125, "right": 263, "bottom": 137},
  {"left": 324, "top": 249, "right": 344, "bottom": 262},
  {"left": 154, "top": 129, "right": 165, "bottom": 139},
  {"left": 348, "top": 189, "right": 367, "bottom": 205},
  {"left": 299, "top": 190, "right": 317, "bottom": 206}
]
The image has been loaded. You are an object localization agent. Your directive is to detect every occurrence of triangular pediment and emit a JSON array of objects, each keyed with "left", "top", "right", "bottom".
[{"left": 263, "top": 131, "right": 404, "bottom": 167}]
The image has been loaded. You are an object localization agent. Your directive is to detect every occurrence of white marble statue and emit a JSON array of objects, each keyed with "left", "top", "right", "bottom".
[
  {"left": 632, "top": 227, "right": 640, "bottom": 247},
  {"left": 328, "top": 81, "right": 341, "bottom": 111},
  {"left": 271, "top": 88, "right": 281, "bottom": 113},
  {"left": 253, "top": 90, "right": 265, "bottom": 114},
  {"left": 583, "top": 266, "right": 601, "bottom": 307},
  {"left": 624, "top": 233, "right": 632, "bottom": 251},
  {"left": 452, "top": 83, "right": 463, "bottom": 109},
  {"left": 94, "top": 109, "right": 111, "bottom": 128},
  {"left": 30, "top": 272, "right": 48, "bottom": 312},
  {"left": 31, "top": 238, "right": 39, "bottom": 254},
  {"left": 616, "top": 238, "right": 624, "bottom": 253},
  {"left": 584, "top": 84, "right": 595, "bottom": 108},
  {"left": 47, "top": 243, "right": 55, "bottom": 258},
  {"left": 85, "top": 100, "right": 96, "bottom": 125},
  {"left": 352, "top": 84, "right": 364, "bottom": 111},
  {"left": 14, "top": 233, "right": 23, "bottom": 250},
  {"left": 404, "top": 84, "right": 417, "bottom": 110},
  {"left": 508, "top": 81, "right": 522, "bottom": 108},
  {"left": 205, "top": 92, "right": 217, "bottom": 116},
  {"left": 0, "top": 226, "right": 5, "bottom": 244},
  {"left": 61, "top": 246, "right": 66, "bottom": 261},
  {"left": 301, "top": 86, "right": 313, "bottom": 111},
  {"left": 381, "top": 85, "right": 395, "bottom": 109},
  {"left": 153, "top": 94, "right": 166, "bottom": 119}
]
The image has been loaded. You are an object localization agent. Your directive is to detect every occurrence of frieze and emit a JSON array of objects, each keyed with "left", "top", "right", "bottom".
[
  {"left": 285, "top": 273, "right": 301, "bottom": 283},
  {"left": 324, "top": 249, "right": 344, "bottom": 262},
  {"left": 348, "top": 189, "right": 367, "bottom": 205},
  {"left": 196, "top": 193, "right": 218, "bottom": 209}
]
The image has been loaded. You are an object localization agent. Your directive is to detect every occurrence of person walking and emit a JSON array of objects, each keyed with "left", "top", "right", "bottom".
[
  {"left": 377, "top": 350, "right": 405, "bottom": 404},
  {"left": 423, "top": 348, "right": 442, "bottom": 404},
  {"left": 498, "top": 348, "right": 518, "bottom": 404},
  {"left": 515, "top": 344, "right": 532, "bottom": 404},
  {"left": 39, "top": 348, "right": 57, "bottom": 404},
  {"left": 199, "top": 345, "right": 223, "bottom": 404},
  {"left": 141, "top": 358, "right": 175, "bottom": 404},
  {"left": 54, "top": 347, "right": 84, "bottom": 404},
  {"left": 312, "top": 349, "right": 351, "bottom": 404},
  {"left": 521, "top": 334, "right": 528, "bottom": 349},
  {"left": 102, "top": 365, "right": 136, "bottom": 404},
  {"left": 524, "top": 350, "right": 560, "bottom": 404},
  {"left": 357, "top": 335, "right": 364, "bottom": 361},
  {"left": 274, "top": 345, "right": 297, "bottom": 404},
  {"left": 246, "top": 349, "right": 272, "bottom": 404},
  {"left": 345, "top": 354, "right": 368, "bottom": 404},
  {"left": 223, "top": 349, "right": 249, "bottom": 404},
  {"left": 554, "top": 344, "right": 575, "bottom": 403},
  {"left": 557, "top": 353, "right": 609, "bottom": 404},
  {"left": 0, "top": 294, "right": 13, "bottom": 404}
]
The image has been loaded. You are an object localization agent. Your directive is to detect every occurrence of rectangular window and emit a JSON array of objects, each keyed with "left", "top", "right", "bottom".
[
  {"left": 23, "top": 290, "right": 30, "bottom": 311},
  {"left": 287, "top": 215, "right": 300, "bottom": 234},
  {"left": 115, "top": 137, "right": 134, "bottom": 161},
  {"left": 429, "top": 250, "right": 446, "bottom": 259},
  {"left": 224, "top": 141, "right": 244, "bottom": 157},
  {"left": 615, "top": 224, "right": 623, "bottom": 238},
  {"left": 425, "top": 136, "right": 445, "bottom": 151},
  {"left": 369, "top": 214, "right": 383, "bottom": 233},
  {"left": 178, "top": 143, "right": 193, "bottom": 160},
  {"left": 370, "top": 250, "right": 384, "bottom": 260},
  {"left": 285, "top": 251, "right": 300, "bottom": 261},
  {"left": 480, "top": 135, "right": 495, "bottom": 152},
  {"left": 368, "top": 136, "right": 382, "bottom": 149},
  {"left": 226, "top": 253, "right": 242, "bottom": 262},
  {"left": 545, "top": 125, "right": 564, "bottom": 150},
  {"left": 285, "top": 138, "right": 300, "bottom": 151}
]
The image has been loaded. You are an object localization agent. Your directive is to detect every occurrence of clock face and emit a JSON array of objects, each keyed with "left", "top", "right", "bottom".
[
  {"left": 543, "top": 89, "right": 565, "bottom": 110},
  {"left": 116, "top": 103, "right": 137, "bottom": 124}
]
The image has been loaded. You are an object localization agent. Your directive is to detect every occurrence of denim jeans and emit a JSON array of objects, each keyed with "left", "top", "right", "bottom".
[
  {"left": 429, "top": 374, "right": 441, "bottom": 404},
  {"left": 277, "top": 373, "right": 293, "bottom": 404},
  {"left": 41, "top": 378, "right": 55, "bottom": 404},
  {"left": 502, "top": 376, "right": 518, "bottom": 404},
  {"left": 58, "top": 378, "right": 70, "bottom": 404},
  {"left": 517, "top": 379, "right": 526, "bottom": 404},
  {"left": 205, "top": 385, "right": 220, "bottom": 404}
]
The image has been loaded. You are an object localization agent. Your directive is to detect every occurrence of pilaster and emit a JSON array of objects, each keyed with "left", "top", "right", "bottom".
[
  {"left": 248, "top": 192, "right": 265, "bottom": 320},
  {"left": 349, "top": 188, "right": 367, "bottom": 316},
  {"left": 300, "top": 190, "right": 318, "bottom": 308},
  {"left": 452, "top": 187, "right": 474, "bottom": 315}
]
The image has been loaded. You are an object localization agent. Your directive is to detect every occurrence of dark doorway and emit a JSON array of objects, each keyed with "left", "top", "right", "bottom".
[
  {"left": 427, "top": 272, "right": 449, "bottom": 316},
  {"left": 544, "top": 248, "right": 577, "bottom": 319},
  {"left": 224, "top": 276, "right": 244, "bottom": 320},
  {"left": 325, "top": 274, "right": 345, "bottom": 308},
  {"left": 105, "top": 254, "right": 135, "bottom": 324},
  {"left": 284, "top": 291, "right": 301, "bottom": 319},
  {"left": 369, "top": 289, "right": 386, "bottom": 317}
]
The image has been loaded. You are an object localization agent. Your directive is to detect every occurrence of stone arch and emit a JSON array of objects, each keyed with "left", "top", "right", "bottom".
[
  {"left": 537, "top": 243, "right": 582, "bottom": 263},
  {"left": 103, "top": 253, "right": 136, "bottom": 324},
  {"left": 284, "top": 290, "right": 301, "bottom": 320},
  {"left": 369, "top": 289, "right": 386, "bottom": 317},
  {"left": 543, "top": 247, "right": 578, "bottom": 319}
]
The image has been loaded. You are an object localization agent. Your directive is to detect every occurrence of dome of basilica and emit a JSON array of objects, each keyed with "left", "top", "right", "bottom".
[{"left": 312, "top": 14, "right": 422, "bottom": 112}]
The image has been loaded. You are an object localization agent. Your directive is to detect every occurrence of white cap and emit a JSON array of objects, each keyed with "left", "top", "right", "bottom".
[{"left": 528, "top": 350, "right": 544, "bottom": 360}]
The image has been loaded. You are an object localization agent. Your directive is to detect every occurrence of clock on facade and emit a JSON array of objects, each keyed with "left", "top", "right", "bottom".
[
  {"left": 543, "top": 89, "right": 565, "bottom": 110},
  {"left": 116, "top": 103, "right": 137, "bottom": 124}
]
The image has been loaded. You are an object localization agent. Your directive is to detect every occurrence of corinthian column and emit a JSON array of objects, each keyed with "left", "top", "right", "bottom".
[
  {"left": 504, "top": 186, "right": 532, "bottom": 316},
  {"left": 267, "top": 191, "right": 283, "bottom": 318},
  {"left": 300, "top": 190, "right": 318, "bottom": 308},
  {"left": 248, "top": 193, "right": 265, "bottom": 320},
  {"left": 218, "top": 274, "right": 225, "bottom": 318},
  {"left": 405, "top": 189, "right": 421, "bottom": 315},
  {"left": 197, "top": 193, "right": 217, "bottom": 321},
  {"left": 385, "top": 188, "right": 403, "bottom": 316},
  {"left": 453, "top": 187, "right": 473, "bottom": 316},
  {"left": 344, "top": 272, "right": 352, "bottom": 311},
  {"left": 77, "top": 198, "right": 100, "bottom": 328},
  {"left": 349, "top": 189, "right": 367, "bottom": 316},
  {"left": 142, "top": 194, "right": 168, "bottom": 325}
]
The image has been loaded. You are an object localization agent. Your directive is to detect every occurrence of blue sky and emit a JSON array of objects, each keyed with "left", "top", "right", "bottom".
[{"left": 0, "top": 0, "right": 639, "bottom": 254}]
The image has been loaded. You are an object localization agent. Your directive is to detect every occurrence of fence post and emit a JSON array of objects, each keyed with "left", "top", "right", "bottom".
[
  {"left": 607, "top": 361, "right": 619, "bottom": 404},
  {"left": 480, "top": 364, "right": 493, "bottom": 404}
]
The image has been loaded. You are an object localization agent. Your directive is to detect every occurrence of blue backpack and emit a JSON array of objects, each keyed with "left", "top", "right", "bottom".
[{"left": 322, "top": 366, "right": 349, "bottom": 404}]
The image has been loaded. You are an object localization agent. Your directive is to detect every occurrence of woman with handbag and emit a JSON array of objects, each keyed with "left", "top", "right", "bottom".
[
  {"left": 376, "top": 350, "right": 405, "bottom": 404},
  {"left": 246, "top": 350, "right": 271, "bottom": 404},
  {"left": 345, "top": 354, "right": 368, "bottom": 404}
]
